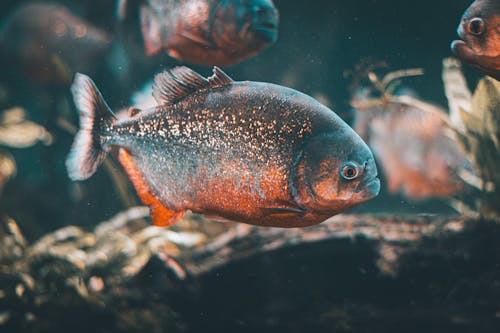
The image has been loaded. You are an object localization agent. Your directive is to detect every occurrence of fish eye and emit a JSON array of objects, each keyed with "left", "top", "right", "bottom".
[
  {"left": 341, "top": 162, "right": 359, "bottom": 180},
  {"left": 468, "top": 18, "right": 485, "bottom": 35}
]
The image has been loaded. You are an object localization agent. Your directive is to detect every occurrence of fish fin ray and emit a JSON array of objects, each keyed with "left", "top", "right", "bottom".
[
  {"left": 208, "top": 66, "right": 234, "bottom": 87},
  {"left": 152, "top": 66, "right": 233, "bottom": 105},
  {"left": 118, "top": 148, "right": 185, "bottom": 227},
  {"left": 66, "top": 73, "right": 115, "bottom": 180},
  {"left": 153, "top": 66, "right": 208, "bottom": 105}
]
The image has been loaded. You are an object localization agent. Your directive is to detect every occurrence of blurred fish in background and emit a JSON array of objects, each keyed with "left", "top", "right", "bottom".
[
  {"left": 117, "top": 0, "right": 279, "bottom": 66},
  {"left": 351, "top": 68, "right": 474, "bottom": 200},
  {"left": 0, "top": 2, "right": 112, "bottom": 86}
]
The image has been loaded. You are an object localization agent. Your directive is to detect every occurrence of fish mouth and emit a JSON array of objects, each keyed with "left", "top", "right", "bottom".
[
  {"left": 254, "top": 21, "right": 278, "bottom": 31},
  {"left": 451, "top": 21, "right": 482, "bottom": 64},
  {"left": 251, "top": 21, "right": 278, "bottom": 41},
  {"left": 355, "top": 177, "right": 381, "bottom": 200},
  {"left": 451, "top": 39, "right": 476, "bottom": 61},
  {"left": 451, "top": 39, "right": 500, "bottom": 78}
]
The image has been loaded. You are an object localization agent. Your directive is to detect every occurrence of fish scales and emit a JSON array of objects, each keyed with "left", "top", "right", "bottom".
[
  {"left": 67, "top": 67, "right": 379, "bottom": 228},
  {"left": 106, "top": 83, "right": 321, "bottom": 219}
]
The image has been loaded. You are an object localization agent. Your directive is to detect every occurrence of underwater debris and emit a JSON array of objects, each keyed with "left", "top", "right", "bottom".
[
  {"left": 0, "top": 107, "right": 52, "bottom": 196},
  {"left": 176, "top": 213, "right": 465, "bottom": 277},
  {"left": 0, "top": 207, "right": 206, "bottom": 290},
  {"left": 0, "top": 208, "right": 203, "bottom": 331},
  {"left": 0, "top": 107, "right": 53, "bottom": 148},
  {"left": 3, "top": 205, "right": 500, "bottom": 332},
  {"left": 0, "top": 207, "right": 468, "bottom": 284},
  {"left": 0, "top": 151, "right": 15, "bottom": 195},
  {"left": 351, "top": 68, "right": 472, "bottom": 200},
  {"left": 443, "top": 58, "right": 500, "bottom": 218}
]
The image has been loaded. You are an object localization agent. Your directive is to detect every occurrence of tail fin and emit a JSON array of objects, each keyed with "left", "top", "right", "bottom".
[{"left": 66, "top": 73, "right": 116, "bottom": 181}]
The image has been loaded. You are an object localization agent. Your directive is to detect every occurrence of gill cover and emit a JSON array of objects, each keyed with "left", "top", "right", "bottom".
[{"left": 291, "top": 132, "right": 377, "bottom": 214}]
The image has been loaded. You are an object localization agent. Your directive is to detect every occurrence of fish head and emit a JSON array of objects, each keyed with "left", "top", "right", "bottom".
[
  {"left": 210, "top": 0, "right": 279, "bottom": 53},
  {"left": 292, "top": 131, "right": 380, "bottom": 215},
  {"left": 451, "top": 0, "right": 500, "bottom": 79}
]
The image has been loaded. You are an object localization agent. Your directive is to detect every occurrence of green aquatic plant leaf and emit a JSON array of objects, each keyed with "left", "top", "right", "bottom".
[
  {"left": 442, "top": 59, "right": 500, "bottom": 216},
  {"left": 456, "top": 76, "right": 500, "bottom": 189},
  {"left": 458, "top": 106, "right": 483, "bottom": 135},
  {"left": 470, "top": 77, "right": 500, "bottom": 150}
]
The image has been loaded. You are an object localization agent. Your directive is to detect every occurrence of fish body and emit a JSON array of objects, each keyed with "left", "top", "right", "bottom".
[
  {"left": 451, "top": 0, "right": 500, "bottom": 80},
  {"left": 0, "top": 3, "right": 112, "bottom": 85},
  {"left": 67, "top": 67, "right": 379, "bottom": 228},
  {"left": 119, "top": 0, "right": 279, "bottom": 66},
  {"left": 353, "top": 92, "right": 472, "bottom": 200}
]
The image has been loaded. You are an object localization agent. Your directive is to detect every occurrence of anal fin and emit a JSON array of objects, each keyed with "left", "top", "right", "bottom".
[{"left": 118, "top": 148, "right": 185, "bottom": 227}]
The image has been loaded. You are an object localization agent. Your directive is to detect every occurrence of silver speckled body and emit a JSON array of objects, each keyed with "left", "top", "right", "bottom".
[{"left": 101, "top": 82, "right": 365, "bottom": 226}]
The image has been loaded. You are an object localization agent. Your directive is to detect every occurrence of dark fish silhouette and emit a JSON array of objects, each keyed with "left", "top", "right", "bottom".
[
  {"left": 451, "top": 0, "right": 500, "bottom": 80},
  {"left": 118, "top": 0, "right": 279, "bottom": 66},
  {"left": 66, "top": 67, "right": 379, "bottom": 228},
  {"left": 0, "top": 3, "right": 112, "bottom": 85}
]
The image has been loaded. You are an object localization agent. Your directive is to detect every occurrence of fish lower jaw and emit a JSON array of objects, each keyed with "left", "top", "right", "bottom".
[
  {"left": 354, "top": 178, "right": 380, "bottom": 200},
  {"left": 451, "top": 40, "right": 478, "bottom": 62},
  {"left": 451, "top": 40, "right": 468, "bottom": 53}
]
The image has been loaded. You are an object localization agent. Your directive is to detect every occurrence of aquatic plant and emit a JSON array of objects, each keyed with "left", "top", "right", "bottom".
[
  {"left": 443, "top": 58, "right": 500, "bottom": 218},
  {"left": 0, "top": 107, "right": 53, "bottom": 195}
]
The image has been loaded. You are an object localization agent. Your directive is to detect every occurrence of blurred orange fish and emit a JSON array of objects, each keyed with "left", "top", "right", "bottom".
[{"left": 353, "top": 92, "right": 472, "bottom": 200}]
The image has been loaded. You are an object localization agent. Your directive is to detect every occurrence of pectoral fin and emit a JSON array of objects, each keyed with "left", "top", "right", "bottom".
[
  {"left": 262, "top": 206, "right": 307, "bottom": 217},
  {"left": 118, "top": 148, "right": 185, "bottom": 227},
  {"left": 179, "top": 31, "right": 213, "bottom": 48}
]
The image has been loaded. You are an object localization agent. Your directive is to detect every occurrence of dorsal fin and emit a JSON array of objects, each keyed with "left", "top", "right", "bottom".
[
  {"left": 208, "top": 66, "right": 233, "bottom": 87},
  {"left": 152, "top": 66, "right": 234, "bottom": 105}
]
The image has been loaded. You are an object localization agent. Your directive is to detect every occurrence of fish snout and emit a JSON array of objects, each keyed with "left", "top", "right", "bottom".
[
  {"left": 253, "top": 4, "right": 278, "bottom": 21},
  {"left": 363, "top": 157, "right": 377, "bottom": 178},
  {"left": 250, "top": 3, "right": 279, "bottom": 40},
  {"left": 354, "top": 158, "right": 380, "bottom": 198}
]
